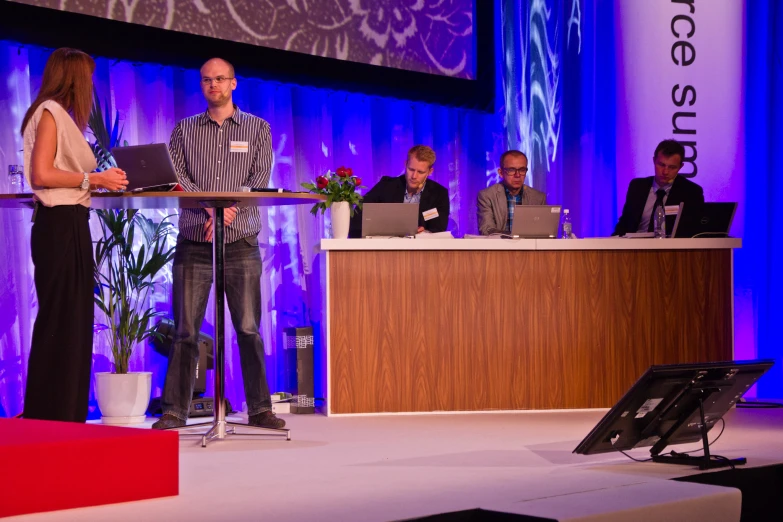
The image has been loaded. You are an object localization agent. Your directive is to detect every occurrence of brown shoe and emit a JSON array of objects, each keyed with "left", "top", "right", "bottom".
[
  {"left": 248, "top": 410, "right": 286, "bottom": 429},
  {"left": 151, "top": 413, "right": 186, "bottom": 430}
]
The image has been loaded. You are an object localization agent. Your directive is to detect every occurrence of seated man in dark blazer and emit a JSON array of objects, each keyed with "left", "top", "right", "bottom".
[
  {"left": 476, "top": 150, "right": 546, "bottom": 235},
  {"left": 612, "top": 139, "right": 704, "bottom": 236},
  {"left": 348, "top": 145, "right": 449, "bottom": 238}
]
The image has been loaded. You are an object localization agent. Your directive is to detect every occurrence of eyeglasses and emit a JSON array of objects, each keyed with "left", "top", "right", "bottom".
[
  {"left": 502, "top": 167, "right": 528, "bottom": 177},
  {"left": 201, "top": 76, "right": 234, "bottom": 85}
]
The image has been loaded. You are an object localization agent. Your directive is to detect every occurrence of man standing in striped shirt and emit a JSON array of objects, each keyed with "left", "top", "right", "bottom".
[{"left": 153, "top": 58, "right": 285, "bottom": 430}]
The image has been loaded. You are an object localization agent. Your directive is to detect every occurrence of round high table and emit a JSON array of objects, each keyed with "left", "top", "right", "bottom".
[{"left": 0, "top": 191, "right": 325, "bottom": 447}]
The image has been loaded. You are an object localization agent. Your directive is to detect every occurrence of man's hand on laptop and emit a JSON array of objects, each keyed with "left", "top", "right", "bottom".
[
  {"left": 91, "top": 168, "right": 128, "bottom": 192},
  {"left": 204, "top": 207, "right": 239, "bottom": 242},
  {"left": 417, "top": 226, "right": 424, "bottom": 233}
]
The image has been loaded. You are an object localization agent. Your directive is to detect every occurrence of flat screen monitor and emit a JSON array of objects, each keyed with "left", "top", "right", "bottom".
[
  {"left": 10, "top": 0, "right": 476, "bottom": 79},
  {"left": 573, "top": 360, "right": 773, "bottom": 468},
  {"left": 2, "top": 1, "right": 492, "bottom": 109}
]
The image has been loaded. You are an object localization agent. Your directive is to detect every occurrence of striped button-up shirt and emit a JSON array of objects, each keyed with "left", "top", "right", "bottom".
[{"left": 168, "top": 106, "right": 273, "bottom": 243}]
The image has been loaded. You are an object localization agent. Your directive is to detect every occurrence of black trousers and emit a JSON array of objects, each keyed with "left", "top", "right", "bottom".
[{"left": 24, "top": 204, "right": 94, "bottom": 422}]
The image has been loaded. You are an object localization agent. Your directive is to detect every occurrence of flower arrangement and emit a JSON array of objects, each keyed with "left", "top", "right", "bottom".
[{"left": 301, "top": 166, "right": 364, "bottom": 217}]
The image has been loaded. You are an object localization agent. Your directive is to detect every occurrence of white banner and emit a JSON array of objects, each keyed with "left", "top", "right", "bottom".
[{"left": 615, "top": 0, "right": 745, "bottom": 234}]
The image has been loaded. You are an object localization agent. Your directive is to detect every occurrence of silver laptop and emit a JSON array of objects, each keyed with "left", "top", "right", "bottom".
[
  {"left": 510, "top": 205, "right": 562, "bottom": 238},
  {"left": 666, "top": 202, "right": 685, "bottom": 238},
  {"left": 111, "top": 143, "right": 180, "bottom": 192},
  {"left": 361, "top": 203, "right": 419, "bottom": 238}
]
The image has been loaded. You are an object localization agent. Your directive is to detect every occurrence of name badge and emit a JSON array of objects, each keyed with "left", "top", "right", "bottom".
[
  {"left": 664, "top": 205, "right": 680, "bottom": 216},
  {"left": 230, "top": 141, "right": 249, "bottom": 153},
  {"left": 422, "top": 208, "right": 439, "bottom": 221}
]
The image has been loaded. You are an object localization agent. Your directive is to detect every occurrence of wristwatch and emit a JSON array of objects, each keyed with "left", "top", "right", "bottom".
[{"left": 80, "top": 172, "right": 90, "bottom": 190}]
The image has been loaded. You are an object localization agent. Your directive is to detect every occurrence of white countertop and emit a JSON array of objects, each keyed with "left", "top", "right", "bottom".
[{"left": 320, "top": 237, "right": 742, "bottom": 251}]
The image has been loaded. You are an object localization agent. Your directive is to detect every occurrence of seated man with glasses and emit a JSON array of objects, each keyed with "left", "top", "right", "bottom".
[
  {"left": 612, "top": 139, "right": 704, "bottom": 236},
  {"left": 477, "top": 150, "right": 546, "bottom": 235}
]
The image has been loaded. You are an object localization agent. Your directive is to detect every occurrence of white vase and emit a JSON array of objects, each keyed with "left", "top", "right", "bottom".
[
  {"left": 331, "top": 201, "right": 350, "bottom": 239},
  {"left": 94, "top": 371, "right": 152, "bottom": 425}
]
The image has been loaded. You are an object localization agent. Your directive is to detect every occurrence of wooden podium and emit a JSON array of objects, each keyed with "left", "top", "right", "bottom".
[
  {"left": 1, "top": 191, "right": 324, "bottom": 446},
  {"left": 321, "top": 237, "right": 740, "bottom": 415}
]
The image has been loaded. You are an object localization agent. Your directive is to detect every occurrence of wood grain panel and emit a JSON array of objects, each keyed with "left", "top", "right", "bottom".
[{"left": 329, "top": 249, "right": 733, "bottom": 413}]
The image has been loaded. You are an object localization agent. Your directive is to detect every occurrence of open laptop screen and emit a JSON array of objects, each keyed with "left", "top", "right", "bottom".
[
  {"left": 361, "top": 203, "right": 419, "bottom": 238},
  {"left": 111, "top": 143, "right": 180, "bottom": 192},
  {"left": 510, "top": 205, "right": 562, "bottom": 238},
  {"left": 674, "top": 202, "right": 737, "bottom": 238}
]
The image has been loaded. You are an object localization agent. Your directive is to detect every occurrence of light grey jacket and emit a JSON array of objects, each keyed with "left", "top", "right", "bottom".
[{"left": 476, "top": 183, "right": 547, "bottom": 235}]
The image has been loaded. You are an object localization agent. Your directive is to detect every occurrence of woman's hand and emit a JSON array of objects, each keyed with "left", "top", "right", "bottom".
[{"left": 91, "top": 168, "right": 129, "bottom": 192}]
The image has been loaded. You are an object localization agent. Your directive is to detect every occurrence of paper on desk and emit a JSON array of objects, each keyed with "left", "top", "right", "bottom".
[
  {"left": 622, "top": 232, "right": 655, "bottom": 238},
  {"left": 416, "top": 231, "right": 454, "bottom": 239}
]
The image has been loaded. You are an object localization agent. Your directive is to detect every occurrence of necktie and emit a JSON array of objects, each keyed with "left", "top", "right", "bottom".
[{"left": 647, "top": 189, "right": 667, "bottom": 232}]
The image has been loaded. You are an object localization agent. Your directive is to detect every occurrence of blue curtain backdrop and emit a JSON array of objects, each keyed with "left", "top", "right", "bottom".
[
  {"left": 0, "top": 0, "right": 779, "bottom": 417},
  {"left": 744, "top": 0, "right": 783, "bottom": 397}
]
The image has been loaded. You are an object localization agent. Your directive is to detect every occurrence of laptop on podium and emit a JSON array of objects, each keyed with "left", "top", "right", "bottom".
[
  {"left": 111, "top": 143, "right": 181, "bottom": 192},
  {"left": 674, "top": 202, "right": 737, "bottom": 238},
  {"left": 510, "top": 205, "right": 562, "bottom": 238},
  {"left": 361, "top": 203, "right": 419, "bottom": 238}
]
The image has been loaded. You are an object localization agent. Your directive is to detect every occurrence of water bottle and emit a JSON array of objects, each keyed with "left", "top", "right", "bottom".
[
  {"left": 654, "top": 205, "right": 666, "bottom": 238},
  {"left": 562, "top": 209, "right": 573, "bottom": 239},
  {"left": 8, "top": 165, "right": 24, "bottom": 193}
]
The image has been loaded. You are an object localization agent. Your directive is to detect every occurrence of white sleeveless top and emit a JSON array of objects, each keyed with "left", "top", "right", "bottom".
[{"left": 22, "top": 100, "right": 97, "bottom": 208}]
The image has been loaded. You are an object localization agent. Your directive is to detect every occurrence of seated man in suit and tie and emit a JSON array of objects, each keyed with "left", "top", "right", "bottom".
[
  {"left": 348, "top": 144, "right": 450, "bottom": 238},
  {"left": 612, "top": 139, "right": 704, "bottom": 236},
  {"left": 476, "top": 150, "right": 546, "bottom": 235}
]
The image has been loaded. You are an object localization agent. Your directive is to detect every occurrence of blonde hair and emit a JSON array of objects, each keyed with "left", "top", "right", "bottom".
[{"left": 407, "top": 145, "right": 436, "bottom": 169}]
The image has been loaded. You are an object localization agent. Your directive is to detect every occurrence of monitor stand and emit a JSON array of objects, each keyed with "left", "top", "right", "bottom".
[{"left": 650, "top": 391, "right": 746, "bottom": 470}]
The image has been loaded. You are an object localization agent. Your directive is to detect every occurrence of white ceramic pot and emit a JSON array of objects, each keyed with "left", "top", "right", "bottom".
[
  {"left": 331, "top": 201, "right": 350, "bottom": 239},
  {"left": 94, "top": 371, "right": 152, "bottom": 425}
]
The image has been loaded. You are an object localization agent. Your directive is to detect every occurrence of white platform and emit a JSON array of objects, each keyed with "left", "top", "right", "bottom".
[
  {"left": 321, "top": 237, "right": 741, "bottom": 251},
  {"left": 8, "top": 407, "right": 782, "bottom": 522}
]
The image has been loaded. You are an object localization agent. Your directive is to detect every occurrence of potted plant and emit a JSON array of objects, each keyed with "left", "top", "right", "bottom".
[
  {"left": 301, "top": 166, "right": 364, "bottom": 239},
  {"left": 93, "top": 210, "right": 175, "bottom": 423},
  {"left": 88, "top": 92, "right": 175, "bottom": 423}
]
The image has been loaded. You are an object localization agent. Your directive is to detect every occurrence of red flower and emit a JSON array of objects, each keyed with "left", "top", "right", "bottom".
[
  {"left": 336, "top": 166, "right": 348, "bottom": 177},
  {"left": 345, "top": 167, "right": 353, "bottom": 177},
  {"left": 354, "top": 177, "right": 362, "bottom": 186},
  {"left": 316, "top": 176, "right": 328, "bottom": 189}
]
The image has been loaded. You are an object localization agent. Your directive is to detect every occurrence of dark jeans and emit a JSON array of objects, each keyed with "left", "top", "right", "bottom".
[{"left": 160, "top": 235, "right": 271, "bottom": 420}]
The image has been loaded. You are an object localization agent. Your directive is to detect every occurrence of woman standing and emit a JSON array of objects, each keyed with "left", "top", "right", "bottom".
[{"left": 20, "top": 48, "right": 128, "bottom": 422}]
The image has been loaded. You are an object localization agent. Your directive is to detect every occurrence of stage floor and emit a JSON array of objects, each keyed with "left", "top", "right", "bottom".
[{"left": 7, "top": 407, "right": 783, "bottom": 521}]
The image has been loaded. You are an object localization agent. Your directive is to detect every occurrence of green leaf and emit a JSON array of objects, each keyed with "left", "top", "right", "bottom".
[{"left": 93, "top": 210, "right": 175, "bottom": 369}]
